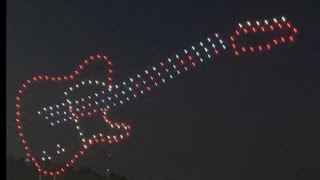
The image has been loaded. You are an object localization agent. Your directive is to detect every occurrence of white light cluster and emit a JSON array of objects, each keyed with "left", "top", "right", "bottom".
[{"left": 41, "top": 144, "right": 67, "bottom": 161}]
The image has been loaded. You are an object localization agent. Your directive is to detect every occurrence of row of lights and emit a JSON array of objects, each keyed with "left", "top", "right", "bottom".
[{"left": 238, "top": 17, "right": 287, "bottom": 28}]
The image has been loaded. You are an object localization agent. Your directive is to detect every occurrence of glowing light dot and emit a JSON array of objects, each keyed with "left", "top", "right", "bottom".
[
  {"left": 273, "top": 18, "right": 278, "bottom": 23},
  {"left": 282, "top": 16, "right": 286, "bottom": 22}
]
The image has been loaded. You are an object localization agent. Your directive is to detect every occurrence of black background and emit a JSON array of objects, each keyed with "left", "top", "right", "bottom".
[{"left": 7, "top": 1, "right": 320, "bottom": 180}]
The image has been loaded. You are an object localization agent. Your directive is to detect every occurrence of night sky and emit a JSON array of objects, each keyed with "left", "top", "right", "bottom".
[{"left": 6, "top": 1, "right": 320, "bottom": 180}]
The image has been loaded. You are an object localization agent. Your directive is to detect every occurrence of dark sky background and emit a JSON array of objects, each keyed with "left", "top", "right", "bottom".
[{"left": 6, "top": 0, "right": 320, "bottom": 180}]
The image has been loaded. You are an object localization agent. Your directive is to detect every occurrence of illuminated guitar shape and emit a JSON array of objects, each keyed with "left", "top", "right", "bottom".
[{"left": 15, "top": 17, "right": 298, "bottom": 176}]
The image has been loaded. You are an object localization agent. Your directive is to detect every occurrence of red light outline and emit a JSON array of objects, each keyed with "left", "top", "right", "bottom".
[{"left": 15, "top": 54, "right": 131, "bottom": 176}]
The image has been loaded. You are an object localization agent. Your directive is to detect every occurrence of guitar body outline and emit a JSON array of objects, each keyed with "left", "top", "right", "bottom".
[{"left": 15, "top": 16, "right": 298, "bottom": 176}]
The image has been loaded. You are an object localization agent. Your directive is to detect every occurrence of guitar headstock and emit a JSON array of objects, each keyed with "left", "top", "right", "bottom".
[{"left": 229, "top": 16, "right": 298, "bottom": 56}]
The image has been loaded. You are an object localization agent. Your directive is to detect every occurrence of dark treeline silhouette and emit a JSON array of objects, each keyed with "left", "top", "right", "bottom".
[{"left": 6, "top": 156, "right": 128, "bottom": 180}]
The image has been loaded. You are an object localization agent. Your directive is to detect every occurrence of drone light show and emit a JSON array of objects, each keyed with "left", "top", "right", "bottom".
[{"left": 15, "top": 16, "right": 298, "bottom": 176}]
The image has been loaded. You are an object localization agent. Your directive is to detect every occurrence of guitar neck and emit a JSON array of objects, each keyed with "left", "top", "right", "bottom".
[{"left": 102, "top": 33, "right": 227, "bottom": 108}]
